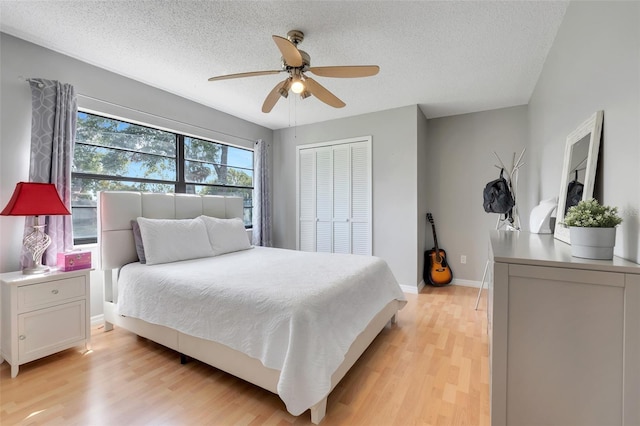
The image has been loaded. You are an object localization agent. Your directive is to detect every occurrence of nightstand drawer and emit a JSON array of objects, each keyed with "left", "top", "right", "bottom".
[{"left": 17, "top": 276, "right": 86, "bottom": 311}]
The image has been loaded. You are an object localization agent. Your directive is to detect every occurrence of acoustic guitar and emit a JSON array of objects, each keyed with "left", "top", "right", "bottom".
[{"left": 424, "top": 213, "right": 453, "bottom": 286}]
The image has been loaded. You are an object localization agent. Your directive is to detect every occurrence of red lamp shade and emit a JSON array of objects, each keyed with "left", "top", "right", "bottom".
[{"left": 1, "top": 182, "right": 71, "bottom": 216}]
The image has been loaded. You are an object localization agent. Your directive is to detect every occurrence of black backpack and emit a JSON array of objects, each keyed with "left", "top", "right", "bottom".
[
  {"left": 565, "top": 170, "right": 583, "bottom": 215},
  {"left": 483, "top": 168, "right": 515, "bottom": 216}
]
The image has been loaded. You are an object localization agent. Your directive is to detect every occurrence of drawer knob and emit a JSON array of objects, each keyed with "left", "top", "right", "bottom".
[
  {"left": 19, "top": 335, "right": 26, "bottom": 341},
  {"left": 51, "top": 289, "right": 59, "bottom": 294}
]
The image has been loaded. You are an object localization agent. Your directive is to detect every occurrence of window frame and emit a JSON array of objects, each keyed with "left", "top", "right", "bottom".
[{"left": 71, "top": 110, "right": 254, "bottom": 245}]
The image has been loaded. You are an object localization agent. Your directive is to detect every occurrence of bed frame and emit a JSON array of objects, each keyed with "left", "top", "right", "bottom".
[{"left": 98, "top": 191, "right": 401, "bottom": 423}]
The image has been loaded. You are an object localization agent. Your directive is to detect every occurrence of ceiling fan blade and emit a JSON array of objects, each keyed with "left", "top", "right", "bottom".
[
  {"left": 262, "top": 79, "right": 288, "bottom": 113},
  {"left": 208, "top": 70, "right": 282, "bottom": 82},
  {"left": 304, "top": 77, "right": 345, "bottom": 108},
  {"left": 308, "top": 65, "right": 380, "bottom": 78},
  {"left": 272, "top": 35, "right": 303, "bottom": 67}
]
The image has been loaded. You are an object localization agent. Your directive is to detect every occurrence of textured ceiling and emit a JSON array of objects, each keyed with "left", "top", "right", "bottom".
[{"left": 0, "top": 1, "right": 568, "bottom": 130}]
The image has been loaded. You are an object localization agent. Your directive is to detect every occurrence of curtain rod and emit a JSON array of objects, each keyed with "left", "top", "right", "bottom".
[
  {"left": 76, "top": 93, "right": 257, "bottom": 143},
  {"left": 18, "top": 76, "right": 44, "bottom": 88}
]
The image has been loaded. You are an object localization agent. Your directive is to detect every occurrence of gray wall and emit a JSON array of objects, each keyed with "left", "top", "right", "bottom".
[
  {"left": 0, "top": 34, "right": 273, "bottom": 316},
  {"left": 425, "top": 106, "right": 528, "bottom": 283},
  {"left": 420, "top": 0, "right": 640, "bottom": 280},
  {"left": 527, "top": 1, "right": 640, "bottom": 263},
  {"left": 273, "top": 105, "right": 421, "bottom": 289},
  {"left": 416, "top": 108, "right": 429, "bottom": 285}
]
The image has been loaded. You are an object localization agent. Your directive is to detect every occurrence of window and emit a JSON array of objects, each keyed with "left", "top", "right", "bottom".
[{"left": 71, "top": 111, "right": 253, "bottom": 244}]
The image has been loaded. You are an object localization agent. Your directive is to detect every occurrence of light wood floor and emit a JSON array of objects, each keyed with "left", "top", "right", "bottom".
[{"left": 1, "top": 286, "right": 489, "bottom": 425}]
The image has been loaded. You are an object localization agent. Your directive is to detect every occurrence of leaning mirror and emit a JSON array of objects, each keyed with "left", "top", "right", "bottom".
[{"left": 554, "top": 110, "right": 603, "bottom": 244}]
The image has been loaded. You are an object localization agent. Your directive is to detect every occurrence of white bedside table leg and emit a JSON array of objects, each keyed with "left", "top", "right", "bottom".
[{"left": 11, "top": 364, "right": 19, "bottom": 378}]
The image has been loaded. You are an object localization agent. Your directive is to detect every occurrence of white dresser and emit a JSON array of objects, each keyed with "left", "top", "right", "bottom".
[
  {"left": 488, "top": 231, "right": 640, "bottom": 426},
  {"left": 0, "top": 269, "right": 91, "bottom": 378}
]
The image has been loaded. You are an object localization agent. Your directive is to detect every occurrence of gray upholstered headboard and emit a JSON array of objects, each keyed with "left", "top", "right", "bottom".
[{"left": 98, "top": 191, "right": 243, "bottom": 270}]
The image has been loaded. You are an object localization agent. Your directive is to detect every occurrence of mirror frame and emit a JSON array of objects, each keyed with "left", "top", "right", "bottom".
[{"left": 554, "top": 110, "right": 603, "bottom": 244}]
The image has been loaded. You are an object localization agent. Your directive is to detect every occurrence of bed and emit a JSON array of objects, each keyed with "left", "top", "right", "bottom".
[{"left": 98, "top": 191, "right": 406, "bottom": 423}]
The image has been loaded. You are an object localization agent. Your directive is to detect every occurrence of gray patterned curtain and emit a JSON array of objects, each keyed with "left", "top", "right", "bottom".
[
  {"left": 252, "top": 139, "right": 272, "bottom": 246},
  {"left": 22, "top": 78, "right": 77, "bottom": 268}
]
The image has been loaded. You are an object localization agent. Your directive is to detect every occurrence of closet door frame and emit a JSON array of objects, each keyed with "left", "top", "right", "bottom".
[{"left": 296, "top": 136, "right": 372, "bottom": 254}]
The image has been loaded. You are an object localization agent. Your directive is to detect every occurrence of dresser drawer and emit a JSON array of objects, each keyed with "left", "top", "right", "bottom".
[{"left": 17, "top": 276, "right": 86, "bottom": 312}]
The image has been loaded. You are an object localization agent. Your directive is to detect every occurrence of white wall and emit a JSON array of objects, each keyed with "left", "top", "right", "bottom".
[
  {"left": 272, "top": 105, "right": 421, "bottom": 289},
  {"left": 527, "top": 1, "right": 640, "bottom": 263},
  {"left": 0, "top": 33, "right": 273, "bottom": 317},
  {"left": 425, "top": 106, "right": 528, "bottom": 283}
]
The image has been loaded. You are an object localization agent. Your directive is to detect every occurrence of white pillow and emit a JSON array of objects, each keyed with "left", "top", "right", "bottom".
[
  {"left": 199, "top": 215, "right": 252, "bottom": 256},
  {"left": 136, "top": 217, "right": 214, "bottom": 265}
]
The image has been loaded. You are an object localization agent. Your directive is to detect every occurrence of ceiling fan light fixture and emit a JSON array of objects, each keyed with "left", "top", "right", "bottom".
[
  {"left": 291, "top": 79, "right": 305, "bottom": 94},
  {"left": 209, "top": 30, "right": 378, "bottom": 113}
]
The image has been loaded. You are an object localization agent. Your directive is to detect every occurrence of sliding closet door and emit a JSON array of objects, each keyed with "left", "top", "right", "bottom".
[{"left": 297, "top": 137, "right": 371, "bottom": 255}]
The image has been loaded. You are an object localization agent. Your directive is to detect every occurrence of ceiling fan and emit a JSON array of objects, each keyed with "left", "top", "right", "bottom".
[{"left": 208, "top": 30, "right": 380, "bottom": 113}]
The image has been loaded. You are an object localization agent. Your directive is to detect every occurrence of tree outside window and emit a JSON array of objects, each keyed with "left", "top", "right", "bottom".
[{"left": 71, "top": 112, "right": 253, "bottom": 244}]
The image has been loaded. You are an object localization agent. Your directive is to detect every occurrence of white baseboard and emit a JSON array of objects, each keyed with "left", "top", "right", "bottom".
[
  {"left": 400, "top": 284, "right": 419, "bottom": 294},
  {"left": 91, "top": 314, "right": 104, "bottom": 327},
  {"left": 452, "top": 278, "right": 483, "bottom": 288},
  {"left": 415, "top": 278, "right": 483, "bottom": 290}
]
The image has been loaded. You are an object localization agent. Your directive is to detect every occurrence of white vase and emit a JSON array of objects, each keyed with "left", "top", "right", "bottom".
[{"left": 569, "top": 226, "right": 616, "bottom": 260}]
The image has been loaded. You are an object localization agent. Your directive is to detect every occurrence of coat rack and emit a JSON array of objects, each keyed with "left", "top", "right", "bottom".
[
  {"left": 475, "top": 148, "right": 525, "bottom": 310},
  {"left": 493, "top": 148, "right": 525, "bottom": 231}
]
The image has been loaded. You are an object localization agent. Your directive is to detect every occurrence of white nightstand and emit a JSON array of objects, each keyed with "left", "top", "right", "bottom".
[{"left": 0, "top": 268, "right": 91, "bottom": 378}]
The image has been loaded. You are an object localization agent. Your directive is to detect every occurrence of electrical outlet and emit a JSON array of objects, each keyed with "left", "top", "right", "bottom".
[{"left": 460, "top": 255, "right": 467, "bottom": 264}]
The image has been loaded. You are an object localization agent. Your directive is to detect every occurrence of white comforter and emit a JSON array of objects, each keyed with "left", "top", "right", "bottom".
[{"left": 117, "top": 247, "right": 406, "bottom": 416}]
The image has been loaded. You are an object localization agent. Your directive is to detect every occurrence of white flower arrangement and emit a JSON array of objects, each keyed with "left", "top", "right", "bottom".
[{"left": 564, "top": 198, "right": 623, "bottom": 228}]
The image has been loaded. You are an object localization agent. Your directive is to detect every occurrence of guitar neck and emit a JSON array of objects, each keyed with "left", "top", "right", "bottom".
[{"left": 431, "top": 223, "right": 440, "bottom": 251}]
